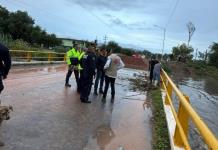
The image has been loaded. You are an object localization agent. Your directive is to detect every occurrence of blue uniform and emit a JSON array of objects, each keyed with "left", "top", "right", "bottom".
[{"left": 80, "top": 51, "right": 96, "bottom": 102}]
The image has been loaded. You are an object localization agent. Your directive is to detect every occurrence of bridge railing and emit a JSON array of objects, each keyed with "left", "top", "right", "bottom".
[
  {"left": 160, "top": 69, "right": 218, "bottom": 150},
  {"left": 10, "top": 50, "right": 66, "bottom": 62}
]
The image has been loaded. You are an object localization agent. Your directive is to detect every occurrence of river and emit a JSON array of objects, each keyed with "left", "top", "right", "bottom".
[{"left": 172, "top": 75, "right": 218, "bottom": 149}]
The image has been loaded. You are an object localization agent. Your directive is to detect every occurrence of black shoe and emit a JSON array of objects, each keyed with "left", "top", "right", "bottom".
[
  {"left": 81, "top": 100, "right": 91, "bottom": 103},
  {"left": 65, "top": 83, "right": 71, "bottom": 87},
  {"left": 102, "top": 97, "right": 106, "bottom": 103},
  {"left": 0, "top": 140, "right": 4, "bottom": 147},
  {"left": 94, "top": 91, "right": 98, "bottom": 95},
  {"left": 111, "top": 95, "right": 115, "bottom": 103},
  {"left": 99, "top": 90, "right": 104, "bottom": 94}
]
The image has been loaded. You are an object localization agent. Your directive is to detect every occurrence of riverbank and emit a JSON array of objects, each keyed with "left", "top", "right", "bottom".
[{"left": 164, "top": 61, "right": 218, "bottom": 80}]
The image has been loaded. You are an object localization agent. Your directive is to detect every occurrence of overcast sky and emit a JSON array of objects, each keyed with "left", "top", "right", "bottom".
[{"left": 1, "top": 0, "right": 218, "bottom": 53}]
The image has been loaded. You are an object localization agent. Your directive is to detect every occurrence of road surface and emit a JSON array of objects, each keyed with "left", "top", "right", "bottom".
[{"left": 0, "top": 64, "right": 152, "bottom": 150}]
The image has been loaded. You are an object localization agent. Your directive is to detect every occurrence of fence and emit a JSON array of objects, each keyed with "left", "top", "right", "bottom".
[
  {"left": 161, "top": 69, "right": 218, "bottom": 150},
  {"left": 10, "top": 50, "right": 66, "bottom": 62}
]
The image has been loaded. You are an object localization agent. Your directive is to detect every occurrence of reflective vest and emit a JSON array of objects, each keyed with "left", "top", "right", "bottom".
[
  {"left": 78, "top": 51, "right": 85, "bottom": 70},
  {"left": 66, "top": 48, "right": 79, "bottom": 65}
]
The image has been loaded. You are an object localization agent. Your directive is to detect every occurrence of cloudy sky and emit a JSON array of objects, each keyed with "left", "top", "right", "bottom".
[{"left": 1, "top": 0, "right": 218, "bottom": 53}]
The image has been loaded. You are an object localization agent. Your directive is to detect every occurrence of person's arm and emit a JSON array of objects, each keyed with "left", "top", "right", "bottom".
[
  {"left": 104, "top": 57, "right": 111, "bottom": 70},
  {"left": 117, "top": 59, "right": 125, "bottom": 70}
]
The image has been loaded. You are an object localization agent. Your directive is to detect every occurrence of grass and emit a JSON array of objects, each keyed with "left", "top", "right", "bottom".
[
  {"left": 128, "top": 76, "right": 171, "bottom": 150},
  {"left": 150, "top": 89, "right": 171, "bottom": 150}
]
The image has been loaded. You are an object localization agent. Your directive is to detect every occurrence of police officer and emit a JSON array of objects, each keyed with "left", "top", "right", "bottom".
[
  {"left": 80, "top": 44, "right": 96, "bottom": 103},
  {"left": 65, "top": 43, "right": 80, "bottom": 88},
  {"left": 77, "top": 47, "right": 86, "bottom": 93},
  {"left": 0, "top": 43, "right": 11, "bottom": 146}
]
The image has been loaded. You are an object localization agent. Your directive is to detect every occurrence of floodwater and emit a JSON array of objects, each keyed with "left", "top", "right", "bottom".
[
  {"left": 0, "top": 65, "right": 152, "bottom": 150},
  {"left": 172, "top": 75, "right": 218, "bottom": 149}
]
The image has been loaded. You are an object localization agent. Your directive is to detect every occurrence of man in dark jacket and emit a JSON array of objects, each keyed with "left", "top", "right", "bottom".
[
  {"left": 0, "top": 43, "right": 11, "bottom": 146},
  {"left": 94, "top": 48, "right": 107, "bottom": 95},
  {"left": 148, "top": 57, "right": 158, "bottom": 84},
  {"left": 80, "top": 45, "right": 96, "bottom": 103},
  {"left": 0, "top": 43, "right": 11, "bottom": 94}
]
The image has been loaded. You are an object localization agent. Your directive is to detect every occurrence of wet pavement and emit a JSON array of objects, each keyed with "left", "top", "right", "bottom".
[{"left": 0, "top": 65, "right": 152, "bottom": 150}]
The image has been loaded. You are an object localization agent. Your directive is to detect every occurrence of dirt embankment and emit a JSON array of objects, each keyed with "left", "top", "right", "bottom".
[
  {"left": 164, "top": 61, "right": 197, "bottom": 81},
  {"left": 120, "top": 55, "right": 148, "bottom": 70}
]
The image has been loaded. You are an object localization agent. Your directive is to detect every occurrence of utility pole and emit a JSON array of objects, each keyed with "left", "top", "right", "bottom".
[
  {"left": 154, "top": 25, "right": 166, "bottom": 60},
  {"left": 103, "top": 35, "right": 108, "bottom": 45}
]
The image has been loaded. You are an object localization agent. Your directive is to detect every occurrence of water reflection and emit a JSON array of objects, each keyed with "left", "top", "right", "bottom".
[{"left": 173, "top": 76, "right": 218, "bottom": 149}]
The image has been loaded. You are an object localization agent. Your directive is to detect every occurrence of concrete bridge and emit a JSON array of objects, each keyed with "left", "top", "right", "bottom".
[{"left": 0, "top": 64, "right": 152, "bottom": 150}]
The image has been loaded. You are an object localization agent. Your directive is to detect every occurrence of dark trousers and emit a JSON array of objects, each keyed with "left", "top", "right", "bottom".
[
  {"left": 80, "top": 75, "right": 93, "bottom": 101},
  {"left": 103, "top": 75, "right": 116, "bottom": 97},
  {"left": 65, "top": 66, "right": 79, "bottom": 87},
  {"left": 94, "top": 70, "right": 105, "bottom": 92},
  {"left": 149, "top": 68, "right": 154, "bottom": 82}
]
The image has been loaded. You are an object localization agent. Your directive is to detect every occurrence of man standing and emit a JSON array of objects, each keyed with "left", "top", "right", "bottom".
[
  {"left": 94, "top": 48, "right": 107, "bottom": 95},
  {"left": 80, "top": 45, "right": 96, "bottom": 103},
  {"left": 0, "top": 43, "right": 11, "bottom": 94},
  {"left": 65, "top": 44, "right": 80, "bottom": 88},
  {"left": 0, "top": 43, "right": 11, "bottom": 146},
  {"left": 148, "top": 56, "right": 158, "bottom": 84},
  {"left": 102, "top": 50, "right": 124, "bottom": 103},
  {"left": 153, "top": 60, "right": 161, "bottom": 87},
  {"left": 77, "top": 47, "right": 86, "bottom": 93}
]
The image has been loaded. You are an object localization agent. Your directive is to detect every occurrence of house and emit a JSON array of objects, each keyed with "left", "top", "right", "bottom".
[{"left": 59, "top": 38, "right": 94, "bottom": 49}]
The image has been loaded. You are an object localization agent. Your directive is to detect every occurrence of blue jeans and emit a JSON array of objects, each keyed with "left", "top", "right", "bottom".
[
  {"left": 94, "top": 69, "right": 105, "bottom": 92},
  {"left": 153, "top": 71, "right": 160, "bottom": 82}
]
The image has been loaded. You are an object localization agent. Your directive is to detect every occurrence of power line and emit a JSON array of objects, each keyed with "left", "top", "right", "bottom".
[{"left": 165, "top": 0, "right": 180, "bottom": 28}]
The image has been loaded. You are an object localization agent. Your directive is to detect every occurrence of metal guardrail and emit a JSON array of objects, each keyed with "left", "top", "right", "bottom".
[
  {"left": 10, "top": 50, "right": 66, "bottom": 62},
  {"left": 161, "top": 69, "right": 218, "bottom": 150}
]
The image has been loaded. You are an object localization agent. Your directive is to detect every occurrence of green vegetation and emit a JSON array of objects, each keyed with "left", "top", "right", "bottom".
[
  {"left": 161, "top": 62, "right": 172, "bottom": 74},
  {"left": 187, "top": 61, "right": 218, "bottom": 79},
  {"left": 208, "top": 42, "right": 218, "bottom": 67},
  {"left": 172, "top": 43, "right": 194, "bottom": 61},
  {"left": 150, "top": 89, "right": 170, "bottom": 150},
  {"left": 0, "top": 5, "right": 61, "bottom": 49}
]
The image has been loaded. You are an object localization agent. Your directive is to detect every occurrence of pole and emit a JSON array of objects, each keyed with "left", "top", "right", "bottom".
[{"left": 162, "top": 28, "right": 166, "bottom": 60}]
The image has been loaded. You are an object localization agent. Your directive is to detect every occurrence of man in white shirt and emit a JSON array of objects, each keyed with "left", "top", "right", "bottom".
[{"left": 102, "top": 50, "right": 125, "bottom": 103}]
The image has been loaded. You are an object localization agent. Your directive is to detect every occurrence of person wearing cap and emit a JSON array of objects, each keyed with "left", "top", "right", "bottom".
[
  {"left": 94, "top": 48, "right": 107, "bottom": 95},
  {"left": 65, "top": 43, "right": 80, "bottom": 88},
  {"left": 102, "top": 50, "right": 125, "bottom": 103},
  {"left": 80, "top": 44, "right": 97, "bottom": 103}
]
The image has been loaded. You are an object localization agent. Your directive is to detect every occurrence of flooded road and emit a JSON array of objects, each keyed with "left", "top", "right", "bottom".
[
  {"left": 173, "top": 75, "right": 218, "bottom": 149},
  {"left": 0, "top": 65, "right": 151, "bottom": 150}
]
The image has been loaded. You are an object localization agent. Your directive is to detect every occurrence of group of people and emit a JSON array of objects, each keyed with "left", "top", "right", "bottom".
[
  {"left": 148, "top": 57, "right": 161, "bottom": 87},
  {"left": 65, "top": 43, "right": 125, "bottom": 104}
]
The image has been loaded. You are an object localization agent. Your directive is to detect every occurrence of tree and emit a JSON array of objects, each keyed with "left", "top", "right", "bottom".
[
  {"left": 172, "top": 43, "right": 194, "bottom": 61},
  {"left": 187, "top": 21, "right": 196, "bottom": 46},
  {"left": 7, "top": 11, "right": 34, "bottom": 41},
  {"left": 0, "top": 6, "right": 10, "bottom": 34},
  {"left": 209, "top": 42, "right": 218, "bottom": 67},
  {"left": 142, "top": 49, "right": 152, "bottom": 57},
  {"left": 106, "top": 41, "right": 122, "bottom": 53}
]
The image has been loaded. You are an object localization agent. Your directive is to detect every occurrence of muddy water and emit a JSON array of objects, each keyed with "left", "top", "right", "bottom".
[{"left": 173, "top": 76, "right": 218, "bottom": 149}]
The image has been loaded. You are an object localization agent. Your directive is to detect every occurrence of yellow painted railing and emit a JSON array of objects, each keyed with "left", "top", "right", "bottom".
[
  {"left": 10, "top": 50, "right": 66, "bottom": 62},
  {"left": 160, "top": 69, "right": 218, "bottom": 150}
]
